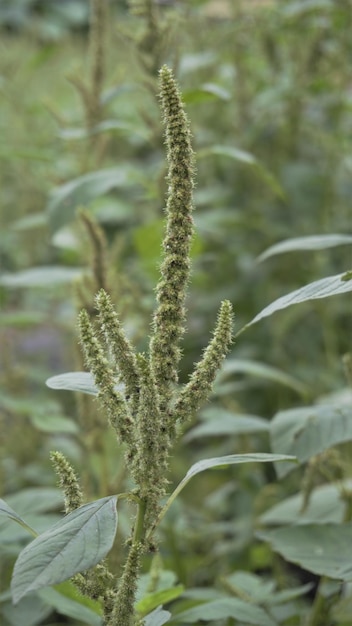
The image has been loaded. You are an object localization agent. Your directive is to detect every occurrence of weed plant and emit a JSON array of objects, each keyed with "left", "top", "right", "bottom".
[{"left": 1, "top": 2, "right": 352, "bottom": 626}]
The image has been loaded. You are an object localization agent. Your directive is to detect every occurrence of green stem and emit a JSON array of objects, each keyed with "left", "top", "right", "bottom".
[{"left": 133, "top": 498, "right": 147, "bottom": 543}]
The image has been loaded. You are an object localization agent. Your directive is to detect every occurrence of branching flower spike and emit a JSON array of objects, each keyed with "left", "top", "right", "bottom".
[{"left": 70, "top": 66, "right": 233, "bottom": 626}]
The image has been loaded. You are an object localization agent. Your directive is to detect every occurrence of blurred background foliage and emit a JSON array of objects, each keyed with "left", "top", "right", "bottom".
[{"left": 0, "top": 0, "right": 352, "bottom": 624}]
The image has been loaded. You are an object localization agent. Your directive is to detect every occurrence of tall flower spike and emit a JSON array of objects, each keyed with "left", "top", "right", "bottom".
[
  {"left": 173, "top": 300, "right": 234, "bottom": 429},
  {"left": 149, "top": 65, "right": 195, "bottom": 399},
  {"left": 95, "top": 289, "right": 140, "bottom": 416},
  {"left": 78, "top": 309, "right": 134, "bottom": 446}
]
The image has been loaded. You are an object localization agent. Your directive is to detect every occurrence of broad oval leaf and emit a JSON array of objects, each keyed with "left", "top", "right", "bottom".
[
  {"left": 173, "top": 598, "right": 277, "bottom": 625},
  {"left": 270, "top": 403, "right": 352, "bottom": 478},
  {"left": 257, "top": 523, "right": 352, "bottom": 581},
  {"left": 246, "top": 272, "right": 352, "bottom": 327},
  {"left": 0, "top": 267, "right": 85, "bottom": 288},
  {"left": 11, "top": 496, "right": 118, "bottom": 604},
  {"left": 257, "top": 234, "right": 352, "bottom": 262},
  {"left": 46, "top": 372, "right": 124, "bottom": 396}
]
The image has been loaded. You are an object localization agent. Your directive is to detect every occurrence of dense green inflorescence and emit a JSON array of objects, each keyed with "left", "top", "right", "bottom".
[{"left": 74, "top": 65, "right": 234, "bottom": 626}]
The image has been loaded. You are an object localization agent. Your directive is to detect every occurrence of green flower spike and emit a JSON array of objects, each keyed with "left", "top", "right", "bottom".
[
  {"left": 50, "top": 451, "right": 83, "bottom": 514},
  {"left": 149, "top": 65, "right": 195, "bottom": 401},
  {"left": 78, "top": 308, "right": 134, "bottom": 447},
  {"left": 95, "top": 289, "right": 140, "bottom": 416},
  {"left": 174, "top": 299, "right": 234, "bottom": 428}
]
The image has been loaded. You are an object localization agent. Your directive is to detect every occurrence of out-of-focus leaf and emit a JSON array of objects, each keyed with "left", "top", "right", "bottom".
[
  {"left": 5, "top": 488, "right": 64, "bottom": 516},
  {"left": 47, "top": 166, "right": 135, "bottom": 232},
  {"left": 198, "top": 144, "right": 256, "bottom": 164},
  {"left": 30, "top": 413, "right": 79, "bottom": 434},
  {"left": 270, "top": 404, "right": 352, "bottom": 478},
  {"left": 179, "top": 51, "right": 216, "bottom": 74},
  {"left": 152, "top": 454, "right": 296, "bottom": 534},
  {"left": 0, "top": 311, "right": 46, "bottom": 328},
  {"left": 198, "top": 145, "right": 284, "bottom": 197},
  {"left": 136, "top": 585, "right": 184, "bottom": 614},
  {"left": 257, "top": 523, "right": 352, "bottom": 581},
  {"left": 258, "top": 234, "right": 352, "bottom": 262},
  {"left": 58, "top": 119, "right": 149, "bottom": 141},
  {"left": 11, "top": 213, "right": 47, "bottom": 231},
  {"left": 184, "top": 409, "right": 268, "bottom": 442},
  {"left": 144, "top": 606, "right": 171, "bottom": 626},
  {"left": 100, "top": 83, "right": 138, "bottom": 105},
  {"left": 223, "top": 571, "right": 312, "bottom": 605},
  {"left": 172, "top": 597, "right": 277, "bottom": 625},
  {"left": 39, "top": 583, "right": 103, "bottom": 626},
  {"left": 218, "top": 359, "right": 307, "bottom": 395},
  {"left": 0, "top": 266, "right": 85, "bottom": 288},
  {"left": 282, "top": 0, "right": 333, "bottom": 18},
  {"left": 260, "top": 480, "right": 352, "bottom": 526},
  {"left": 12, "top": 496, "right": 118, "bottom": 603},
  {"left": 0, "top": 500, "right": 37, "bottom": 538},
  {"left": 184, "top": 83, "right": 231, "bottom": 104},
  {"left": 245, "top": 272, "right": 352, "bottom": 328},
  {"left": 0, "top": 594, "right": 52, "bottom": 626}
]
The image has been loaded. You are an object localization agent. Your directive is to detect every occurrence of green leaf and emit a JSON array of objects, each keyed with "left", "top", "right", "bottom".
[
  {"left": 46, "top": 372, "right": 124, "bottom": 396},
  {"left": 0, "top": 594, "right": 52, "bottom": 626},
  {"left": 172, "top": 598, "right": 277, "bottom": 625},
  {"left": 257, "top": 234, "right": 352, "bottom": 262},
  {"left": 144, "top": 606, "right": 171, "bottom": 626},
  {"left": 260, "top": 480, "right": 352, "bottom": 526},
  {"left": 46, "top": 167, "right": 134, "bottom": 232},
  {"left": 0, "top": 311, "right": 46, "bottom": 328},
  {"left": 257, "top": 523, "right": 352, "bottom": 581},
  {"left": 270, "top": 404, "right": 352, "bottom": 478},
  {"left": 0, "top": 266, "right": 85, "bottom": 288},
  {"left": 183, "top": 83, "right": 231, "bottom": 104},
  {"left": 223, "top": 571, "right": 313, "bottom": 606},
  {"left": 218, "top": 358, "right": 307, "bottom": 395},
  {"left": 58, "top": 120, "right": 149, "bottom": 142},
  {"left": 38, "top": 583, "right": 103, "bottom": 626},
  {"left": 0, "top": 499, "right": 38, "bottom": 538},
  {"left": 11, "top": 496, "right": 118, "bottom": 604},
  {"left": 150, "top": 454, "right": 296, "bottom": 534},
  {"left": 245, "top": 272, "right": 352, "bottom": 328},
  {"left": 184, "top": 409, "right": 268, "bottom": 442},
  {"left": 198, "top": 144, "right": 257, "bottom": 165},
  {"left": 5, "top": 488, "right": 64, "bottom": 515},
  {"left": 198, "top": 145, "right": 284, "bottom": 198},
  {"left": 30, "top": 413, "right": 79, "bottom": 434},
  {"left": 136, "top": 585, "right": 184, "bottom": 614}
]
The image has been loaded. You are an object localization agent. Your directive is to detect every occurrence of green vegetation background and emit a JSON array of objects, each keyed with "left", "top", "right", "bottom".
[{"left": 0, "top": 1, "right": 352, "bottom": 625}]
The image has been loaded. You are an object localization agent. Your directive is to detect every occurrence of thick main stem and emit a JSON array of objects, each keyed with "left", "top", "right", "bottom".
[{"left": 108, "top": 539, "right": 144, "bottom": 626}]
